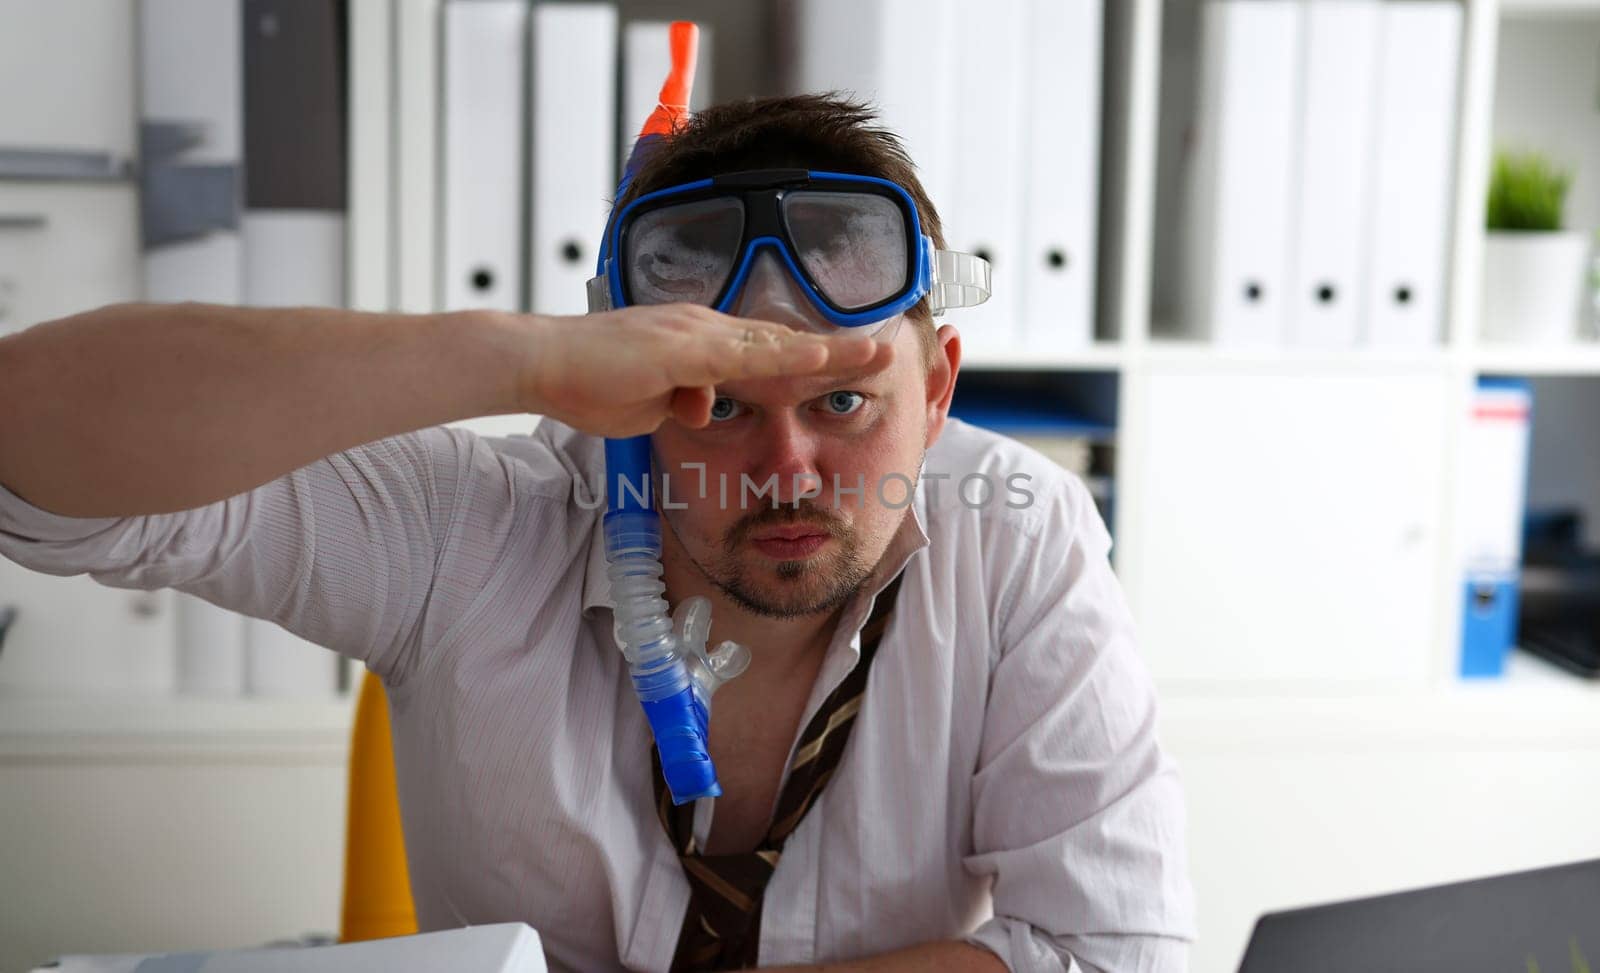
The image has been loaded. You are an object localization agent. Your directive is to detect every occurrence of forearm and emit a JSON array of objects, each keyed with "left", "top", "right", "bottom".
[
  {"left": 760, "top": 941, "right": 1006, "bottom": 972},
  {"left": 0, "top": 302, "right": 532, "bottom": 517}
]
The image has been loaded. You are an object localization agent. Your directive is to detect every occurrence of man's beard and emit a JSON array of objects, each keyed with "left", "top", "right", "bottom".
[{"left": 703, "top": 500, "right": 877, "bottom": 619}]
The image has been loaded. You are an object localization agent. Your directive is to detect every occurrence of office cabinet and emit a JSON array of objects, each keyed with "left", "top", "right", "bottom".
[{"left": 1128, "top": 366, "right": 1450, "bottom": 683}]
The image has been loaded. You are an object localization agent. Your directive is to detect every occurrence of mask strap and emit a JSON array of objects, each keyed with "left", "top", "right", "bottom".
[{"left": 927, "top": 247, "right": 992, "bottom": 315}]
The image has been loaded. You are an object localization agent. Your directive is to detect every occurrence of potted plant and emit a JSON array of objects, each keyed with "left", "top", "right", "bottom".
[{"left": 1482, "top": 149, "right": 1591, "bottom": 343}]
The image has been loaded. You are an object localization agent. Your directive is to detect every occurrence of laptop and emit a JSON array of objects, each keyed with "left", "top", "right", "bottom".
[{"left": 1238, "top": 858, "right": 1600, "bottom": 973}]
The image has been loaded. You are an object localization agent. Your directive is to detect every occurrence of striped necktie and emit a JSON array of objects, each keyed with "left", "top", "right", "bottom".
[{"left": 651, "top": 571, "right": 905, "bottom": 972}]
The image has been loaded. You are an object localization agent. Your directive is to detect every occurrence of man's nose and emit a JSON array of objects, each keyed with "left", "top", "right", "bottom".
[{"left": 751, "top": 412, "right": 825, "bottom": 505}]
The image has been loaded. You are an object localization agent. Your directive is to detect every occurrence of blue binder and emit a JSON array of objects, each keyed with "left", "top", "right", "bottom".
[{"left": 1458, "top": 378, "right": 1533, "bottom": 679}]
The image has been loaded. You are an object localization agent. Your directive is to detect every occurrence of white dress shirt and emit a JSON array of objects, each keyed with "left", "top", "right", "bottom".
[{"left": 0, "top": 417, "right": 1194, "bottom": 971}]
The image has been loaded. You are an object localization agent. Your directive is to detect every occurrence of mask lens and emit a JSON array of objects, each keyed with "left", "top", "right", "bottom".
[
  {"left": 783, "top": 191, "right": 909, "bottom": 312},
  {"left": 624, "top": 197, "right": 745, "bottom": 306}
]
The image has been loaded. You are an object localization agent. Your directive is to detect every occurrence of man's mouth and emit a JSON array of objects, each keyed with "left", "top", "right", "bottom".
[{"left": 748, "top": 523, "right": 833, "bottom": 559}]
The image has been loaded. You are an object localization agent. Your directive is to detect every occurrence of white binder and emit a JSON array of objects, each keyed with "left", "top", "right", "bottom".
[
  {"left": 1363, "top": 1, "right": 1462, "bottom": 349},
  {"left": 530, "top": 3, "right": 617, "bottom": 316},
  {"left": 942, "top": 0, "right": 1027, "bottom": 362},
  {"left": 620, "top": 20, "right": 713, "bottom": 176},
  {"left": 789, "top": 0, "right": 957, "bottom": 267},
  {"left": 1286, "top": 0, "right": 1382, "bottom": 349},
  {"left": 1183, "top": 0, "right": 1302, "bottom": 346},
  {"left": 442, "top": 0, "right": 528, "bottom": 312},
  {"left": 395, "top": 0, "right": 442, "bottom": 314},
  {"left": 1019, "top": 0, "right": 1101, "bottom": 354},
  {"left": 348, "top": 0, "right": 393, "bottom": 312},
  {"left": 138, "top": 0, "right": 243, "bottom": 306}
]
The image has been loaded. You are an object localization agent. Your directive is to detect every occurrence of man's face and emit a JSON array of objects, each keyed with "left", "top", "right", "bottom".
[{"left": 653, "top": 316, "right": 938, "bottom": 619}]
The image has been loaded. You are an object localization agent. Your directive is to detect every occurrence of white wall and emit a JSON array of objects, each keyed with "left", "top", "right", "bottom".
[{"left": 1492, "top": 16, "right": 1600, "bottom": 234}]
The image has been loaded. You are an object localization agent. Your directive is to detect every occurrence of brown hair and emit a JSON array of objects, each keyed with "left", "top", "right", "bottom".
[{"left": 617, "top": 93, "right": 946, "bottom": 367}]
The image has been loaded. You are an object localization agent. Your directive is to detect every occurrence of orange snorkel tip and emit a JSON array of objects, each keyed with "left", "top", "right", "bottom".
[{"left": 638, "top": 21, "right": 698, "bottom": 140}]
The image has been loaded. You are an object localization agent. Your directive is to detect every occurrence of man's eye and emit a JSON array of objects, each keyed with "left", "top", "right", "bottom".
[
  {"left": 709, "top": 397, "right": 743, "bottom": 422},
  {"left": 822, "top": 391, "right": 865, "bottom": 416}
]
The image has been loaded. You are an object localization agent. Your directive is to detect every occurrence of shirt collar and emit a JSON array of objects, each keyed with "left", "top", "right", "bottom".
[{"left": 581, "top": 505, "right": 614, "bottom": 616}]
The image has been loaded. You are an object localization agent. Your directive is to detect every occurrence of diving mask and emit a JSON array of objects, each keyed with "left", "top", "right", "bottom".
[{"left": 587, "top": 168, "right": 992, "bottom": 337}]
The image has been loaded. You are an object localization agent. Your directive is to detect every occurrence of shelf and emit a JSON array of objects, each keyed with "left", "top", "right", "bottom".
[
  {"left": 1499, "top": 0, "right": 1600, "bottom": 18},
  {"left": 952, "top": 339, "right": 1600, "bottom": 377},
  {"left": 1157, "top": 653, "right": 1600, "bottom": 753},
  {"left": 1137, "top": 340, "right": 1452, "bottom": 373},
  {"left": 0, "top": 147, "right": 135, "bottom": 183},
  {"left": 960, "top": 338, "right": 1469, "bottom": 374},
  {"left": 1472, "top": 341, "right": 1600, "bottom": 376},
  {"left": 959, "top": 343, "right": 1126, "bottom": 372},
  {"left": 0, "top": 691, "right": 357, "bottom": 760}
]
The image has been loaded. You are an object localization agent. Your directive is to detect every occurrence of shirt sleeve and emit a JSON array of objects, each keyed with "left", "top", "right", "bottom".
[
  {"left": 962, "top": 475, "right": 1196, "bottom": 972},
  {"left": 0, "top": 426, "right": 534, "bottom": 685}
]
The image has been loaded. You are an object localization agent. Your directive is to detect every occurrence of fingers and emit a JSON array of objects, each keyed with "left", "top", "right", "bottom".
[{"left": 662, "top": 309, "right": 896, "bottom": 389}]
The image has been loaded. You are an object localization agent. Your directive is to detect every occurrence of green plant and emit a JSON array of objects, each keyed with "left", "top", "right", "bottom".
[
  {"left": 1487, "top": 150, "right": 1573, "bottom": 231},
  {"left": 1525, "top": 936, "right": 1594, "bottom": 973}
]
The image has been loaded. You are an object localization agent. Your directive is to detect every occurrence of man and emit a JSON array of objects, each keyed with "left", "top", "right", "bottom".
[{"left": 0, "top": 95, "right": 1193, "bottom": 971}]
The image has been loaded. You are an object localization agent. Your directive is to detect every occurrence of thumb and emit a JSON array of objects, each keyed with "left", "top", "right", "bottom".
[{"left": 670, "top": 386, "right": 716, "bottom": 428}]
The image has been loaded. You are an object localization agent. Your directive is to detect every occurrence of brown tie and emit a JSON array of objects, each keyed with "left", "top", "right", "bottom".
[{"left": 651, "top": 571, "right": 905, "bottom": 972}]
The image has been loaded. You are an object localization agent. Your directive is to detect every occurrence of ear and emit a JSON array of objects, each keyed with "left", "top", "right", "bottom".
[{"left": 924, "top": 324, "right": 960, "bottom": 449}]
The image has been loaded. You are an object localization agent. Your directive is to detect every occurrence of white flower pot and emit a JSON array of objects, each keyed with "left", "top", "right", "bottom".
[{"left": 1481, "top": 230, "right": 1591, "bottom": 344}]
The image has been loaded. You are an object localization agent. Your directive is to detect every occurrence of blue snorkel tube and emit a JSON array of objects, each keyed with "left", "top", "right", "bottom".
[
  {"left": 602, "top": 439, "right": 725, "bottom": 803},
  {"left": 594, "top": 23, "right": 747, "bottom": 806}
]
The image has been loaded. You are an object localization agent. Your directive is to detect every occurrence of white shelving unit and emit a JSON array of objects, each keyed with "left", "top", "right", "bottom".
[
  {"left": 1105, "top": 0, "right": 1599, "bottom": 693},
  {"left": 3, "top": 2, "right": 1593, "bottom": 722}
]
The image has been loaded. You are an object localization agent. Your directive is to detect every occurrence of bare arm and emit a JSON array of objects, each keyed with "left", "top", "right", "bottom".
[
  {"left": 0, "top": 302, "right": 530, "bottom": 517},
  {"left": 0, "top": 301, "right": 888, "bottom": 518}
]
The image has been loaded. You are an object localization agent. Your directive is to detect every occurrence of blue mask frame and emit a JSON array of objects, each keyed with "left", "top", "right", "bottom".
[{"left": 594, "top": 169, "right": 936, "bottom": 329}]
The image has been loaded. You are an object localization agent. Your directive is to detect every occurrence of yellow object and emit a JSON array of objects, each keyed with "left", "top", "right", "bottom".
[{"left": 339, "top": 670, "right": 419, "bottom": 942}]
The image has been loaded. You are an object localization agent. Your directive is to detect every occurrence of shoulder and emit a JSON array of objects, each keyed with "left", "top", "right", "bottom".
[
  {"left": 920, "top": 418, "right": 1104, "bottom": 548},
  {"left": 436, "top": 418, "right": 606, "bottom": 508},
  {"left": 915, "top": 419, "right": 1112, "bottom": 642}
]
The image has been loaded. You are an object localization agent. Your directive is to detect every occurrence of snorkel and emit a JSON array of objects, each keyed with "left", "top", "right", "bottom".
[{"left": 597, "top": 22, "right": 748, "bottom": 806}]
